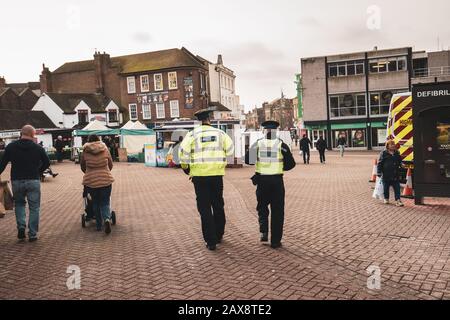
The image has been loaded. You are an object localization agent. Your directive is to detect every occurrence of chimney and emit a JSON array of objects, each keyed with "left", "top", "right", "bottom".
[
  {"left": 94, "top": 51, "right": 111, "bottom": 94},
  {"left": 217, "top": 54, "right": 223, "bottom": 65},
  {"left": 0, "top": 76, "right": 6, "bottom": 88},
  {"left": 40, "top": 64, "right": 52, "bottom": 93}
]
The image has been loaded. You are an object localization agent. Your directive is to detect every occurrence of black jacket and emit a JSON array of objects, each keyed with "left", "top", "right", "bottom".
[
  {"left": 299, "top": 137, "right": 313, "bottom": 151},
  {"left": 316, "top": 138, "right": 327, "bottom": 151},
  {"left": 55, "top": 139, "right": 65, "bottom": 152},
  {"left": 337, "top": 137, "right": 347, "bottom": 146},
  {"left": 377, "top": 150, "right": 402, "bottom": 181},
  {"left": 0, "top": 139, "right": 50, "bottom": 181}
]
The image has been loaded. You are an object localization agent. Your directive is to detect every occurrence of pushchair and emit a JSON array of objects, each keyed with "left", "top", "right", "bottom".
[{"left": 81, "top": 187, "right": 117, "bottom": 228}]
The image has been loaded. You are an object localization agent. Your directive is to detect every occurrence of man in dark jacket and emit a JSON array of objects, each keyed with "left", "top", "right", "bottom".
[
  {"left": 54, "top": 136, "right": 65, "bottom": 163},
  {"left": 316, "top": 136, "right": 327, "bottom": 164},
  {"left": 299, "top": 134, "right": 313, "bottom": 164},
  {"left": 377, "top": 140, "right": 404, "bottom": 207},
  {"left": 0, "top": 125, "right": 50, "bottom": 241}
]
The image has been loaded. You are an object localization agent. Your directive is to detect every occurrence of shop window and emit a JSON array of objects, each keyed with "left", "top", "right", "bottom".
[
  {"left": 352, "top": 129, "right": 366, "bottom": 147},
  {"left": 156, "top": 103, "right": 165, "bottom": 119},
  {"left": 127, "top": 77, "right": 136, "bottom": 94},
  {"left": 142, "top": 104, "right": 151, "bottom": 120},
  {"left": 170, "top": 100, "right": 180, "bottom": 118},
  {"left": 140, "top": 75, "right": 150, "bottom": 92},
  {"left": 129, "top": 103, "right": 138, "bottom": 120},
  {"left": 154, "top": 74, "right": 163, "bottom": 91},
  {"left": 168, "top": 72, "right": 178, "bottom": 90}
]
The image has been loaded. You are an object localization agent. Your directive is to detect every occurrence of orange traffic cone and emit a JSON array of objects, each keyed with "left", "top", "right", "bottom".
[
  {"left": 369, "top": 159, "right": 378, "bottom": 182},
  {"left": 402, "top": 168, "right": 414, "bottom": 199}
]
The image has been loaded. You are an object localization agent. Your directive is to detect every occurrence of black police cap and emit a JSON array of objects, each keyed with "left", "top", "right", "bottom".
[
  {"left": 261, "top": 120, "right": 280, "bottom": 129},
  {"left": 194, "top": 109, "right": 213, "bottom": 120}
]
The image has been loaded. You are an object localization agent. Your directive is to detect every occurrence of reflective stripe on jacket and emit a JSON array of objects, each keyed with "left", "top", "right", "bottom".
[
  {"left": 256, "top": 138, "right": 283, "bottom": 175},
  {"left": 178, "top": 125, "right": 234, "bottom": 177}
]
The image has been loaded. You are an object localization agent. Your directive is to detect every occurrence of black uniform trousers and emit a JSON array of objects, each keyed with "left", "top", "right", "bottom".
[
  {"left": 192, "top": 176, "right": 226, "bottom": 246},
  {"left": 302, "top": 149, "right": 310, "bottom": 164},
  {"left": 319, "top": 150, "right": 326, "bottom": 163},
  {"left": 256, "top": 175, "right": 285, "bottom": 245}
]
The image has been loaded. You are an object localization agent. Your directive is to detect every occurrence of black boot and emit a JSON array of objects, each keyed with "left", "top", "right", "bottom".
[{"left": 260, "top": 232, "right": 268, "bottom": 242}]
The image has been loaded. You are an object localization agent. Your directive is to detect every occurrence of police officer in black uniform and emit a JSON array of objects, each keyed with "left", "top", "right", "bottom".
[{"left": 245, "top": 121, "right": 296, "bottom": 248}]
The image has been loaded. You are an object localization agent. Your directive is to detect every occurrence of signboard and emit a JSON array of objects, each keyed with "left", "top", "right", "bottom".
[
  {"left": 184, "top": 77, "right": 194, "bottom": 109},
  {"left": 144, "top": 143, "right": 157, "bottom": 167},
  {"left": 137, "top": 92, "right": 169, "bottom": 104},
  {"left": 437, "top": 121, "right": 450, "bottom": 150},
  {"left": 0, "top": 131, "right": 21, "bottom": 139},
  {"left": 377, "top": 129, "right": 387, "bottom": 145}
]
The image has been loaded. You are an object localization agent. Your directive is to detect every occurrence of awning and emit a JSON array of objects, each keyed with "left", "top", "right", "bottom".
[
  {"left": 331, "top": 123, "right": 366, "bottom": 130},
  {"left": 371, "top": 122, "right": 387, "bottom": 129}
]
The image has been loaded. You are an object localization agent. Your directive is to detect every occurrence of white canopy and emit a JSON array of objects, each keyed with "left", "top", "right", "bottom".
[
  {"left": 82, "top": 120, "right": 109, "bottom": 131},
  {"left": 121, "top": 120, "right": 135, "bottom": 130}
]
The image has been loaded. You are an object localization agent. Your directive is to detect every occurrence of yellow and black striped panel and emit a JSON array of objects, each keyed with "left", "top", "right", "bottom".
[{"left": 388, "top": 95, "right": 413, "bottom": 163}]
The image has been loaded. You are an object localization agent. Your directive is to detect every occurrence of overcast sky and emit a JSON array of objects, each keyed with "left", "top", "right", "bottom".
[{"left": 1, "top": 0, "right": 449, "bottom": 110}]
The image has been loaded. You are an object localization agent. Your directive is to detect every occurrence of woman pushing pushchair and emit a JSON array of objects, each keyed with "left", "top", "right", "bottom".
[{"left": 80, "top": 135, "right": 115, "bottom": 234}]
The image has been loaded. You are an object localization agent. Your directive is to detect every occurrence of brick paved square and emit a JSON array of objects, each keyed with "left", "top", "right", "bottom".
[{"left": 0, "top": 151, "right": 449, "bottom": 300}]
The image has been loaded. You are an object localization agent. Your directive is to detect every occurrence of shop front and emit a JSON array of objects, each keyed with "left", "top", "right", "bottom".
[{"left": 331, "top": 123, "right": 367, "bottom": 149}]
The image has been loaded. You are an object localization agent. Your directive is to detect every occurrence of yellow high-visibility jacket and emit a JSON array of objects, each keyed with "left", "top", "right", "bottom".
[
  {"left": 255, "top": 138, "right": 284, "bottom": 175},
  {"left": 179, "top": 125, "right": 234, "bottom": 177}
]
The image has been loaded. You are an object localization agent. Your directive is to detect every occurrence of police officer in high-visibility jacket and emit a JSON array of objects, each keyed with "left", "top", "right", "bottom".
[
  {"left": 245, "top": 121, "right": 296, "bottom": 249},
  {"left": 179, "top": 109, "right": 234, "bottom": 251}
]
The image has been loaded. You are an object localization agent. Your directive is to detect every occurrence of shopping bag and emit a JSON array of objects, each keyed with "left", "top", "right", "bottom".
[
  {"left": 372, "top": 177, "right": 384, "bottom": 200},
  {"left": 0, "top": 180, "right": 14, "bottom": 211}
]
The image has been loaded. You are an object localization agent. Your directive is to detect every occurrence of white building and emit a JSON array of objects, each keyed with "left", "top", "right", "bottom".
[
  {"left": 32, "top": 93, "right": 124, "bottom": 129},
  {"left": 207, "top": 55, "right": 243, "bottom": 121}
]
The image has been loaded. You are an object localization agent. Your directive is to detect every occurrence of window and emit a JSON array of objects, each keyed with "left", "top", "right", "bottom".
[
  {"left": 142, "top": 104, "right": 151, "bottom": 119},
  {"left": 370, "top": 90, "right": 404, "bottom": 115},
  {"left": 168, "top": 72, "right": 178, "bottom": 89},
  {"left": 370, "top": 56, "right": 408, "bottom": 73},
  {"left": 328, "top": 61, "right": 365, "bottom": 77},
  {"left": 156, "top": 103, "right": 165, "bottom": 119},
  {"left": 108, "top": 110, "right": 118, "bottom": 122},
  {"left": 127, "top": 77, "right": 136, "bottom": 94},
  {"left": 129, "top": 103, "right": 138, "bottom": 120},
  {"left": 78, "top": 110, "right": 89, "bottom": 124},
  {"left": 140, "top": 75, "right": 150, "bottom": 92},
  {"left": 170, "top": 100, "right": 180, "bottom": 118},
  {"left": 329, "top": 65, "right": 338, "bottom": 77},
  {"left": 154, "top": 74, "right": 163, "bottom": 91},
  {"left": 329, "top": 93, "right": 366, "bottom": 118}
]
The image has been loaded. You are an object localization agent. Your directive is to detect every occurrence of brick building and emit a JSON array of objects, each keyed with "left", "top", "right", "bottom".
[
  {"left": 0, "top": 77, "right": 40, "bottom": 111},
  {"left": 40, "top": 47, "right": 210, "bottom": 127},
  {"left": 245, "top": 96, "right": 295, "bottom": 131}
]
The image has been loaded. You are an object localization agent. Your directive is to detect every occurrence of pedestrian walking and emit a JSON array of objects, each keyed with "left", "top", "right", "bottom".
[
  {"left": 299, "top": 134, "right": 313, "bottom": 164},
  {"left": 316, "top": 136, "right": 327, "bottom": 164},
  {"left": 54, "top": 136, "right": 65, "bottom": 163},
  {"left": 0, "top": 125, "right": 50, "bottom": 242},
  {"left": 337, "top": 134, "right": 347, "bottom": 157},
  {"left": 377, "top": 140, "right": 404, "bottom": 207},
  {"left": 245, "top": 121, "right": 296, "bottom": 249},
  {"left": 80, "top": 135, "right": 115, "bottom": 234},
  {"left": 179, "top": 109, "right": 234, "bottom": 251}
]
